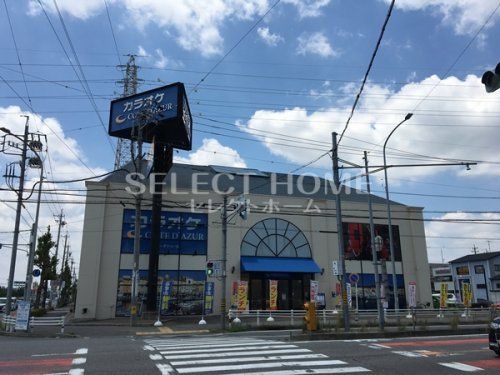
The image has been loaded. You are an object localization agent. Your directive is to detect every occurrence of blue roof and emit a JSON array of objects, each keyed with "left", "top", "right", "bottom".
[{"left": 241, "top": 256, "right": 321, "bottom": 273}]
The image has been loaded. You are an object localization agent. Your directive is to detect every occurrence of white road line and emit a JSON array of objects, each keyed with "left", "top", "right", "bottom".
[
  {"left": 72, "top": 358, "right": 87, "bottom": 365},
  {"left": 145, "top": 338, "right": 268, "bottom": 346},
  {"left": 32, "top": 348, "right": 89, "bottom": 357},
  {"left": 171, "top": 354, "right": 328, "bottom": 366},
  {"left": 175, "top": 360, "right": 347, "bottom": 373},
  {"left": 368, "top": 344, "right": 390, "bottom": 349},
  {"left": 224, "top": 368, "right": 371, "bottom": 375},
  {"left": 150, "top": 354, "right": 163, "bottom": 361},
  {"left": 163, "top": 348, "right": 311, "bottom": 360},
  {"left": 143, "top": 345, "right": 155, "bottom": 351},
  {"left": 392, "top": 351, "right": 427, "bottom": 358},
  {"left": 68, "top": 369, "right": 85, "bottom": 375},
  {"left": 75, "top": 348, "right": 88, "bottom": 355},
  {"left": 156, "top": 363, "right": 174, "bottom": 375},
  {"left": 439, "top": 362, "right": 484, "bottom": 372},
  {"left": 153, "top": 341, "right": 282, "bottom": 350},
  {"left": 160, "top": 344, "right": 297, "bottom": 355}
]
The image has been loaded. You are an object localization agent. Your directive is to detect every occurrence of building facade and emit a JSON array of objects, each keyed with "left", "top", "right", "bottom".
[
  {"left": 75, "top": 163, "right": 432, "bottom": 320},
  {"left": 450, "top": 252, "right": 500, "bottom": 305}
]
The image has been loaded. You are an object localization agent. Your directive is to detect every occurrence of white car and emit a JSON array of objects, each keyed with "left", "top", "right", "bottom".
[{"left": 432, "top": 293, "right": 458, "bottom": 306}]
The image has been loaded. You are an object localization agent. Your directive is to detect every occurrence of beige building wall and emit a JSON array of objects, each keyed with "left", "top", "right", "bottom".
[{"left": 75, "top": 178, "right": 432, "bottom": 320}]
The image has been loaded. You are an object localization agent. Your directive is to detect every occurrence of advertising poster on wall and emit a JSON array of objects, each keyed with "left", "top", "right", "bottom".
[
  {"left": 204, "top": 282, "right": 214, "bottom": 314},
  {"left": 237, "top": 281, "right": 248, "bottom": 311},
  {"left": 343, "top": 222, "right": 402, "bottom": 261},
  {"left": 408, "top": 281, "right": 417, "bottom": 308},
  {"left": 269, "top": 280, "right": 278, "bottom": 310}
]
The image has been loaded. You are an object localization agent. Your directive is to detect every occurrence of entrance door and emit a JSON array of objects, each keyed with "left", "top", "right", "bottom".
[
  {"left": 291, "top": 279, "right": 303, "bottom": 309},
  {"left": 278, "top": 279, "right": 290, "bottom": 310}
]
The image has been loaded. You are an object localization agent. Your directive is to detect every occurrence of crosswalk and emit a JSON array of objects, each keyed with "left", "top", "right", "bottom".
[{"left": 144, "top": 336, "right": 371, "bottom": 375}]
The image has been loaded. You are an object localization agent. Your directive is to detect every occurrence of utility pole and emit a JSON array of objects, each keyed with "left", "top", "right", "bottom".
[
  {"left": 364, "top": 151, "right": 384, "bottom": 330},
  {"left": 54, "top": 210, "right": 65, "bottom": 270},
  {"left": 332, "top": 132, "right": 349, "bottom": 332},
  {"left": 221, "top": 195, "right": 228, "bottom": 331},
  {"left": 473, "top": 244, "right": 478, "bottom": 255},
  {"left": 61, "top": 234, "right": 68, "bottom": 271},
  {"left": 115, "top": 55, "right": 139, "bottom": 170},
  {"left": 4, "top": 117, "right": 29, "bottom": 316},
  {"left": 130, "top": 118, "right": 143, "bottom": 326}
]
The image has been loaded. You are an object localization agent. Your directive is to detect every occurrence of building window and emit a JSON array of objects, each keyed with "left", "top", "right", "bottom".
[
  {"left": 241, "top": 218, "right": 312, "bottom": 258},
  {"left": 476, "top": 284, "right": 486, "bottom": 289},
  {"left": 494, "top": 264, "right": 500, "bottom": 272},
  {"left": 496, "top": 283, "right": 500, "bottom": 289},
  {"left": 456, "top": 266, "right": 469, "bottom": 275},
  {"left": 474, "top": 265, "right": 485, "bottom": 274}
]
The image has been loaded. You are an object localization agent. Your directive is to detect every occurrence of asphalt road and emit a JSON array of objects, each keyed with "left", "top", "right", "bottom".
[{"left": 0, "top": 330, "right": 498, "bottom": 374}]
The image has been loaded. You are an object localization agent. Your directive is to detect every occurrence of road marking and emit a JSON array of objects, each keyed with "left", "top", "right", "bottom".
[
  {"left": 175, "top": 360, "right": 348, "bottom": 373},
  {"left": 385, "top": 338, "right": 486, "bottom": 348},
  {"left": 150, "top": 354, "right": 163, "bottom": 361},
  {"left": 463, "top": 359, "right": 500, "bottom": 369},
  {"left": 156, "top": 363, "right": 174, "bottom": 375},
  {"left": 75, "top": 348, "right": 88, "bottom": 355},
  {"left": 439, "top": 362, "right": 484, "bottom": 372},
  {"left": 368, "top": 344, "right": 391, "bottom": 349},
  {"left": 72, "top": 358, "right": 87, "bottom": 365},
  {"left": 171, "top": 354, "right": 328, "bottom": 366},
  {"left": 152, "top": 340, "right": 281, "bottom": 350},
  {"left": 224, "top": 368, "right": 370, "bottom": 375},
  {"left": 163, "top": 348, "right": 311, "bottom": 360},
  {"left": 143, "top": 345, "right": 155, "bottom": 351},
  {"left": 160, "top": 344, "right": 297, "bottom": 355},
  {"left": 32, "top": 348, "right": 88, "bottom": 357},
  {"left": 68, "top": 369, "right": 85, "bottom": 375},
  {"left": 392, "top": 351, "right": 427, "bottom": 358}
]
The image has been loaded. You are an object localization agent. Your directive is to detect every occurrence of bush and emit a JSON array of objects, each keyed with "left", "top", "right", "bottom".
[{"left": 31, "top": 308, "right": 46, "bottom": 317}]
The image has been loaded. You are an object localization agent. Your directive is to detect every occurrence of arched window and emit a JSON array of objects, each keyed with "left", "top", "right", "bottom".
[{"left": 241, "top": 218, "right": 312, "bottom": 258}]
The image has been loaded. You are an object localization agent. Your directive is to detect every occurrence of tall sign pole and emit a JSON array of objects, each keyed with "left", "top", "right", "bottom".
[
  {"left": 5, "top": 117, "right": 29, "bottom": 316},
  {"left": 364, "top": 151, "right": 384, "bottom": 329},
  {"left": 221, "top": 195, "right": 228, "bottom": 331},
  {"left": 332, "top": 132, "right": 349, "bottom": 332}
]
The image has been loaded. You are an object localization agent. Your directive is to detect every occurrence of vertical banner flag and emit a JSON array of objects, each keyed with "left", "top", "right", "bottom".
[
  {"left": 237, "top": 281, "right": 248, "bottom": 311},
  {"left": 440, "top": 283, "right": 448, "bottom": 309},
  {"left": 346, "top": 283, "right": 352, "bottom": 308},
  {"left": 269, "top": 280, "right": 278, "bottom": 310},
  {"left": 408, "top": 281, "right": 417, "bottom": 308},
  {"left": 161, "top": 281, "right": 174, "bottom": 314},
  {"left": 204, "top": 282, "right": 214, "bottom": 314},
  {"left": 462, "top": 283, "right": 471, "bottom": 308},
  {"left": 231, "top": 281, "right": 238, "bottom": 309},
  {"left": 310, "top": 280, "right": 319, "bottom": 303}
]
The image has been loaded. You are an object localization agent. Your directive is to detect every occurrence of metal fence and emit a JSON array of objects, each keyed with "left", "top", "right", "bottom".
[
  {"left": 228, "top": 308, "right": 496, "bottom": 329},
  {"left": 2, "top": 314, "right": 65, "bottom": 333}
]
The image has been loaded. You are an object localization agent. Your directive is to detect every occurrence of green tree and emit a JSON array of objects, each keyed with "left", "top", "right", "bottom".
[
  {"left": 34, "top": 227, "right": 57, "bottom": 309},
  {"left": 58, "top": 259, "right": 72, "bottom": 307}
]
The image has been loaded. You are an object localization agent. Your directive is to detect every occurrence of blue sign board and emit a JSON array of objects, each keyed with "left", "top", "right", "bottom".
[
  {"left": 121, "top": 209, "right": 208, "bottom": 255},
  {"left": 108, "top": 82, "right": 192, "bottom": 150},
  {"left": 160, "top": 281, "right": 174, "bottom": 314},
  {"left": 32, "top": 269, "right": 41, "bottom": 277}
]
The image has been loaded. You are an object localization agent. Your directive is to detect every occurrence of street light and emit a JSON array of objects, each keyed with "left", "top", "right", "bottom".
[{"left": 382, "top": 113, "right": 413, "bottom": 313}]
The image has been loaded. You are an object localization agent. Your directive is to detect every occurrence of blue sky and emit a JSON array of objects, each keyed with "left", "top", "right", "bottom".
[{"left": 0, "top": 0, "right": 499, "bottom": 284}]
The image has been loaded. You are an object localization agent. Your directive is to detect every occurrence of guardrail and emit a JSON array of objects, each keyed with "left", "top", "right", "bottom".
[
  {"left": 2, "top": 315, "right": 65, "bottom": 333},
  {"left": 228, "top": 308, "right": 496, "bottom": 328}
]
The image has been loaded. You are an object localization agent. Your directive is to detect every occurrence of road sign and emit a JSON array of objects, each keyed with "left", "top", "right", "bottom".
[
  {"left": 346, "top": 283, "right": 352, "bottom": 307},
  {"left": 349, "top": 273, "right": 359, "bottom": 284},
  {"left": 32, "top": 269, "right": 41, "bottom": 277},
  {"left": 332, "top": 261, "right": 339, "bottom": 276}
]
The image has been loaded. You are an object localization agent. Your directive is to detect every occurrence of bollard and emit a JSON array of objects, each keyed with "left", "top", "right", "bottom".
[
  {"left": 290, "top": 309, "right": 294, "bottom": 326},
  {"left": 256, "top": 310, "right": 260, "bottom": 326}
]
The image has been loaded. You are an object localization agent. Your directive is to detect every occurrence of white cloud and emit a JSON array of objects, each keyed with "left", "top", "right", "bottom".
[
  {"left": 384, "top": 0, "right": 500, "bottom": 35},
  {"left": 28, "top": 0, "right": 113, "bottom": 20},
  {"left": 175, "top": 138, "right": 247, "bottom": 167},
  {"left": 0, "top": 106, "right": 106, "bottom": 286},
  {"left": 238, "top": 74, "right": 500, "bottom": 181},
  {"left": 257, "top": 27, "right": 284, "bottom": 46},
  {"left": 137, "top": 45, "right": 182, "bottom": 69},
  {"left": 296, "top": 32, "right": 339, "bottom": 58},
  {"left": 425, "top": 212, "right": 500, "bottom": 263},
  {"left": 283, "top": 0, "right": 330, "bottom": 18}
]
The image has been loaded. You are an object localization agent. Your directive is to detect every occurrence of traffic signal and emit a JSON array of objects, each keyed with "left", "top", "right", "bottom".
[
  {"left": 303, "top": 302, "right": 317, "bottom": 331},
  {"left": 206, "top": 261, "right": 214, "bottom": 277},
  {"left": 482, "top": 62, "right": 500, "bottom": 93}
]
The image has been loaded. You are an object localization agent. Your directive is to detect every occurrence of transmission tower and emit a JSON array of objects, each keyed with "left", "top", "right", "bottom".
[{"left": 114, "top": 55, "right": 140, "bottom": 169}]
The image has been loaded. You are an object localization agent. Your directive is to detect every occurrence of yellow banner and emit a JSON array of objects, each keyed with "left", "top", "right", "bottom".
[
  {"left": 269, "top": 280, "right": 278, "bottom": 310},
  {"left": 462, "top": 283, "right": 471, "bottom": 307},
  {"left": 440, "top": 283, "right": 448, "bottom": 308},
  {"left": 237, "top": 281, "right": 248, "bottom": 311}
]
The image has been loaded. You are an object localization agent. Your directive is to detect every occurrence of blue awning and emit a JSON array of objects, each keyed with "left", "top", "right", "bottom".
[{"left": 241, "top": 256, "right": 321, "bottom": 273}]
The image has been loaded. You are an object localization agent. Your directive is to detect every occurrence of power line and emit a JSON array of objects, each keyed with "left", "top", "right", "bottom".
[{"left": 103, "top": 0, "right": 122, "bottom": 66}]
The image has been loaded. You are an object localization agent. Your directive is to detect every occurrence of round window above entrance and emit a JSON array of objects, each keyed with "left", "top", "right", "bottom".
[{"left": 241, "top": 218, "right": 312, "bottom": 258}]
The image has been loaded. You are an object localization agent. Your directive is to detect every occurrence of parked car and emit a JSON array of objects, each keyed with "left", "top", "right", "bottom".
[
  {"left": 489, "top": 316, "right": 500, "bottom": 356},
  {"left": 431, "top": 293, "right": 458, "bottom": 308}
]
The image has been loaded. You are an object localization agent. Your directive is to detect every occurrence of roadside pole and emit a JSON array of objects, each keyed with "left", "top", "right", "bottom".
[
  {"left": 332, "top": 132, "right": 349, "bottom": 332},
  {"left": 221, "top": 194, "right": 228, "bottom": 331}
]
